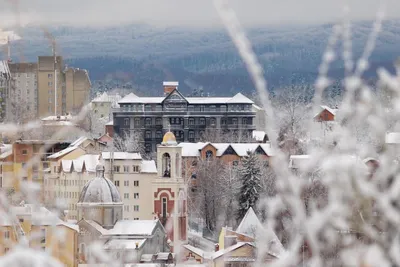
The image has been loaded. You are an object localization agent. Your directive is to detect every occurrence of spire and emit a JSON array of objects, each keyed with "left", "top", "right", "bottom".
[{"left": 96, "top": 156, "right": 105, "bottom": 178}]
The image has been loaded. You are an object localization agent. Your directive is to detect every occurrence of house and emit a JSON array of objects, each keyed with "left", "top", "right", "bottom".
[
  {"left": 0, "top": 204, "right": 79, "bottom": 267},
  {"left": 213, "top": 208, "right": 284, "bottom": 267},
  {"left": 314, "top": 105, "right": 338, "bottom": 122},
  {"left": 181, "top": 244, "right": 212, "bottom": 264}
]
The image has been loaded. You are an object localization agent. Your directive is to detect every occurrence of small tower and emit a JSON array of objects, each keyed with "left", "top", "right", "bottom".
[
  {"left": 77, "top": 163, "right": 123, "bottom": 229},
  {"left": 153, "top": 131, "right": 187, "bottom": 252}
]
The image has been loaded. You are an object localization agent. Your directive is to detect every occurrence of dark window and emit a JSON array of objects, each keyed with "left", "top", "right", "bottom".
[
  {"left": 124, "top": 118, "right": 129, "bottom": 126},
  {"left": 134, "top": 118, "right": 141, "bottom": 127},
  {"left": 156, "top": 131, "right": 162, "bottom": 138},
  {"left": 221, "top": 118, "right": 227, "bottom": 125},
  {"left": 189, "top": 118, "right": 195, "bottom": 125},
  {"left": 199, "top": 118, "right": 205, "bottom": 125},
  {"left": 162, "top": 198, "right": 167, "bottom": 218},
  {"left": 206, "top": 150, "right": 213, "bottom": 159},
  {"left": 145, "top": 130, "right": 151, "bottom": 139},
  {"left": 145, "top": 104, "right": 151, "bottom": 111},
  {"left": 210, "top": 118, "right": 216, "bottom": 125},
  {"left": 145, "top": 118, "right": 152, "bottom": 126},
  {"left": 189, "top": 131, "right": 194, "bottom": 139},
  {"left": 145, "top": 143, "right": 151, "bottom": 153},
  {"left": 232, "top": 118, "right": 238, "bottom": 125},
  {"left": 22, "top": 149, "right": 27, "bottom": 155},
  {"left": 242, "top": 118, "right": 247, "bottom": 125},
  {"left": 156, "top": 117, "right": 162, "bottom": 125}
]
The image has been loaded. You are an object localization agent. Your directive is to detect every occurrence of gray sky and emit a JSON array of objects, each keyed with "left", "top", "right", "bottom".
[{"left": 1, "top": 0, "right": 399, "bottom": 28}]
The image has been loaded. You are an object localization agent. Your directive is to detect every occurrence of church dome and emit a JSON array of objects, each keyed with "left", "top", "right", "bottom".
[
  {"left": 162, "top": 131, "right": 177, "bottom": 146},
  {"left": 78, "top": 164, "right": 122, "bottom": 204}
]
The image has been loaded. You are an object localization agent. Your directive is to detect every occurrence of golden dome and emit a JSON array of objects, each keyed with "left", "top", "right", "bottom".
[{"left": 162, "top": 131, "right": 177, "bottom": 145}]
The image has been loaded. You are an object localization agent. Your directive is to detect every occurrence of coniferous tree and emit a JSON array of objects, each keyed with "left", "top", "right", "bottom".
[{"left": 236, "top": 151, "right": 262, "bottom": 222}]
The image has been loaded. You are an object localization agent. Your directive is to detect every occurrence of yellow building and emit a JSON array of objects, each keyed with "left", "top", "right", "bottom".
[{"left": 0, "top": 204, "right": 79, "bottom": 267}]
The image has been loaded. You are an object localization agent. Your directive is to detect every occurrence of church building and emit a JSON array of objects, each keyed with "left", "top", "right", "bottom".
[{"left": 153, "top": 131, "right": 188, "bottom": 252}]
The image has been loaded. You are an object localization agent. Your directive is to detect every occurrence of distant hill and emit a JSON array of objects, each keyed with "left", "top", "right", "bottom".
[{"left": 6, "top": 20, "right": 400, "bottom": 96}]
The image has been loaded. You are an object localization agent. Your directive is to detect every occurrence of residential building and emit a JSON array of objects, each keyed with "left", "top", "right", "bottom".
[
  {"left": 0, "top": 139, "right": 71, "bottom": 202},
  {"left": 8, "top": 62, "right": 37, "bottom": 122},
  {"left": 91, "top": 92, "right": 122, "bottom": 120},
  {"left": 0, "top": 204, "right": 79, "bottom": 267},
  {"left": 0, "top": 61, "right": 11, "bottom": 122},
  {"left": 64, "top": 67, "right": 92, "bottom": 115},
  {"left": 314, "top": 105, "right": 338, "bottom": 122},
  {"left": 113, "top": 81, "right": 257, "bottom": 155},
  {"left": 44, "top": 151, "right": 157, "bottom": 221}
]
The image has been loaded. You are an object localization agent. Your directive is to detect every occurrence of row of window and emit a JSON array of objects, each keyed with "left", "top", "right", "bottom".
[
  {"left": 121, "top": 104, "right": 252, "bottom": 112},
  {"left": 123, "top": 193, "right": 140, "bottom": 199},
  {"left": 124, "top": 117, "right": 252, "bottom": 127},
  {"left": 124, "top": 205, "right": 140, "bottom": 211},
  {"left": 114, "top": 180, "right": 139, "bottom": 187},
  {"left": 113, "top": 165, "right": 140, "bottom": 173}
]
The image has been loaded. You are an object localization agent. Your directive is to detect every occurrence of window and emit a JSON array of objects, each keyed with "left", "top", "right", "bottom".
[
  {"left": 114, "top": 180, "right": 120, "bottom": 187},
  {"left": 242, "top": 118, "right": 248, "bottom": 125},
  {"left": 206, "top": 150, "right": 213, "bottom": 159},
  {"left": 134, "top": 193, "right": 139, "bottom": 199},
  {"left": 123, "top": 166, "right": 129, "bottom": 173},
  {"left": 189, "top": 118, "right": 195, "bottom": 125},
  {"left": 4, "top": 231, "right": 9, "bottom": 239},
  {"left": 134, "top": 118, "right": 141, "bottom": 127},
  {"left": 232, "top": 118, "right": 238, "bottom": 125},
  {"left": 162, "top": 198, "right": 167, "bottom": 218},
  {"left": 145, "top": 118, "right": 152, "bottom": 126},
  {"left": 210, "top": 118, "right": 216, "bottom": 125},
  {"left": 145, "top": 143, "right": 151, "bottom": 153},
  {"left": 21, "top": 149, "right": 27, "bottom": 155},
  {"left": 4, "top": 248, "right": 9, "bottom": 253},
  {"left": 132, "top": 166, "right": 139, "bottom": 173},
  {"left": 113, "top": 166, "right": 120, "bottom": 173},
  {"left": 48, "top": 81, "right": 53, "bottom": 86},
  {"left": 156, "top": 117, "right": 162, "bottom": 125},
  {"left": 40, "top": 229, "right": 46, "bottom": 243},
  {"left": 124, "top": 180, "right": 129, "bottom": 186},
  {"left": 134, "top": 180, "right": 139, "bottom": 187},
  {"left": 199, "top": 118, "right": 205, "bottom": 125},
  {"left": 124, "top": 118, "right": 129, "bottom": 126},
  {"left": 124, "top": 205, "right": 130, "bottom": 212},
  {"left": 189, "top": 131, "right": 194, "bottom": 139},
  {"left": 134, "top": 205, "right": 139, "bottom": 211},
  {"left": 156, "top": 131, "right": 162, "bottom": 138},
  {"left": 43, "top": 162, "right": 49, "bottom": 169},
  {"left": 48, "top": 74, "right": 53, "bottom": 78},
  {"left": 22, "top": 163, "right": 26, "bottom": 168},
  {"left": 124, "top": 193, "right": 129, "bottom": 199},
  {"left": 145, "top": 130, "right": 151, "bottom": 139},
  {"left": 134, "top": 218, "right": 139, "bottom": 220}
]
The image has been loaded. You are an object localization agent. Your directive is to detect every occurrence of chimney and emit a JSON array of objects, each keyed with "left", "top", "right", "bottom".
[
  {"left": 163, "top": 81, "right": 179, "bottom": 96},
  {"left": 215, "top": 244, "right": 219, "bottom": 252}
]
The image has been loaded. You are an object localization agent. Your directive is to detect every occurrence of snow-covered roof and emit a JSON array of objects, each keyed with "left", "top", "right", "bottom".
[
  {"left": 106, "top": 120, "right": 113, "bottom": 126},
  {"left": 104, "top": 238, "right": 146, "bottom": 250},
  {"left": 178, "top": 142, "right": 273, "bottom": 157},
  {"left": 212, "top": 242, "right": 255, "bottom": 260},
  {"left": 314, "top": 105, "right": 338, "bottom": 118},
  {"left": 118, "top": 91, "right": 253, "bottom": 105},
  {"left": 48, "top": 146, "right": 79, "bottom": 159},
  {"left": 70, "top": 136, "right": 88, "bottom": 147},
  {"left": 386, "top": 132, "right": 400, "bottom": 144},
  {"left": 84, "top": 219, "right": 109, "bottom": 235},
  {"left": 105, "top": 220, "right": 158, "bottom": 236},
  {"left": 141, "top": 160, "right": 157, "bottom": 173},
  {"left": 252, "top": 130, "right": 267, "bottom": 142},
  {"left": 92, "top": 92, "right": 122, "bottom": 106},
  {"left": 101, "top": 152, "right": 142, "bottom": 160},
  {"left": 163, "top": 81, "right": 179, "bottom": 86},
  {"left": 236, "top": 208, "right": 285, "bottom": 258},
  {"left": 0, "top": 149, "right": 12, "bottom": 159},
  {"left": 183, "top": 245, "right": 212, "bottom": 259},
  {"left": 78, "top": 166, "right": 122, "bottom": 204}
]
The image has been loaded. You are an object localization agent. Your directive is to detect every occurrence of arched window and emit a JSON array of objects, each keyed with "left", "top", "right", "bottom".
[
  {"left": 176, "top": 153, "right": 180, "bottom": 177},
  {"left": 162, "top": 153, "right": 171, "bottom": 177},
  {"left": 205, "top": 150, "right": 213, "bottom": 159}
]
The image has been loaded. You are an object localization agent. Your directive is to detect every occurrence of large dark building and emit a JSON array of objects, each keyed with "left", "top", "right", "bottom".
[{"left": 112, "top": 82, "right": 258, "bottom": 154}]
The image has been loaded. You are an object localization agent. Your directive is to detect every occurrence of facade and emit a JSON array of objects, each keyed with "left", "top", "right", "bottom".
[
  {"left": 113, "top": 82, "right": 257, "bottom": 154},
  {"left": 8, "top": 62, "right": 37, "bottom": 122},
  {"left": 0, "top": 61, "right": 12, "bottom": 122},
  {"left": 91, "top": 92, "right": 122, "bottom": 120},
  {"left": 152, "top": 131, "right": 188, "bottom": 251},
  {"left": 8, "top": 56, "right": 91, "bottom": 119},
  {"left": 44, "top": 151, "right": 157, "bottom": 221},
  {"left": 0, "top": 204, "right": 79, "bottom": 267},
  {"left": 0, "top": 140, "right": 70, "bottom": 202}
]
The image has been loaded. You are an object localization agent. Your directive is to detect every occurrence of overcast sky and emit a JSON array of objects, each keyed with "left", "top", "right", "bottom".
[{"left": 1, "top": 0, "right": 399, "bottom": 28}]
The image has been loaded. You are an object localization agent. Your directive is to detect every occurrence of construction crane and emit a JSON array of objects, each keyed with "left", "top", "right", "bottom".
[
  {"left": 41, "top": 26, "right": 59, "bottom": 116},
  {"left": 5, "top": 0, "right": 24, "bottom": 62}
]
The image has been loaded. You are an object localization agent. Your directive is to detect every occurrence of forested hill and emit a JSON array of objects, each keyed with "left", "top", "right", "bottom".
[{"left": 7, "top": 20, "right": 400, "bottom": 96}]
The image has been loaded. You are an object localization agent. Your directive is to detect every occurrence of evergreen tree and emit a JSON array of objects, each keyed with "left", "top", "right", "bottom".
[{"left": 236, "top": 151, "right": 263, "bottom": 222}]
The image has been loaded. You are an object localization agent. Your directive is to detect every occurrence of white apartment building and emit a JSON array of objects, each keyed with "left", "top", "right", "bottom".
[{"left": 44, "top": 151, "right": 157, "bottom": 221}]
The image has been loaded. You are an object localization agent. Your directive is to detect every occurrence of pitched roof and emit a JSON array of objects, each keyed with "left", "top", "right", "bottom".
[
  {"left": 104, "top": 238, "right": 146, "bottom": 250},
  {"left": 178, "top": 142, "right": 273, "bottom": 157},
  {"left": 212, "top": 242, "right": 255, "bottom": 260},
  {"left": 252, "top": 130, "right": 267, "bottom": 142},
  {"left": 236, "top": 208, "right": 285, "bottom": 258},
  {"left": 101, "top": 152, "right": 142, "bottom": 160},
  {"left": 105, "top": 220, "right": 159, "bottom": 236},
  {"left": 314, "top": 105, "right": 338, "bottom": 118}
]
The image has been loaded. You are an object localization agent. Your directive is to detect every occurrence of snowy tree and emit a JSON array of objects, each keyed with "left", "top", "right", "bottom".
[
  {"left": 109, "top": 132, "right": 144, "bottom": 154},
  {"left": 236, "top": 151, "right": 262, "bottom": 222}
]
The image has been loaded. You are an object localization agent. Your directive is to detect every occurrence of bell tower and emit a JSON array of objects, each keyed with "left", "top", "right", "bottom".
[{"left": 153, "top": 131, "right": 187, "bottom": 251}]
